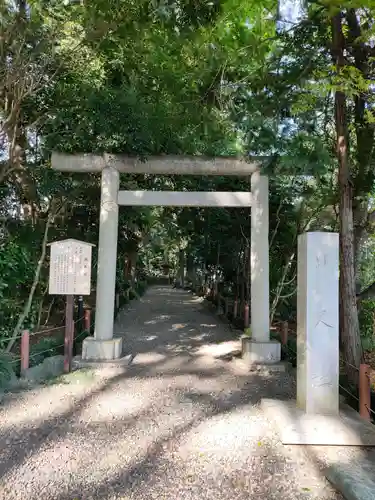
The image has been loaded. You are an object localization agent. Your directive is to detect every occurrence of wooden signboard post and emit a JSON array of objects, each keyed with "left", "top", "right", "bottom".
[{"left": 48, "top": 239, "right": 95, "bottom": 372}]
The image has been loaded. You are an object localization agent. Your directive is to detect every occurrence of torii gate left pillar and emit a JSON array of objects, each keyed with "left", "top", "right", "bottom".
[
  {"left": 51, "top": 152, "right": 281, "bottom": 364},
  {"left": 83, "top": 166, "right": 123, "bottom": 360}
]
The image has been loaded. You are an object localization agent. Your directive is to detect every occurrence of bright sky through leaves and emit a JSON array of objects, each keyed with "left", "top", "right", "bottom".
[{"left": 277, "top": 0, "right": 305, "bottom": 31}]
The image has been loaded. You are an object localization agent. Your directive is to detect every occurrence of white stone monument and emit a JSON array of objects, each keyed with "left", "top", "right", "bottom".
[
  {"left": 262, "top": 231, "right": 375, "bottom": 446},
  {"left": 297, "top": 231, "right": 339, "bottom": 414}
]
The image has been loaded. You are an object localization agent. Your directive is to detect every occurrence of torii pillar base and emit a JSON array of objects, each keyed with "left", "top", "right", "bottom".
[
  {"left": 242, "top": 338, "right": 281, "bottom": 365},
  {"left": 82, "top": 337, "right": 123, "bottom": 361}
]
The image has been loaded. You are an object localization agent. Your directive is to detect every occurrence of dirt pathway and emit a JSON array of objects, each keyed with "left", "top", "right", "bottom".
[{"left": 0, "top": 287, "right": 343, "bottom": 499}]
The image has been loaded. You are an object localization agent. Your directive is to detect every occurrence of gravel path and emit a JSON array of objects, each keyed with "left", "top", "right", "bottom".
[{"left": 0, "top": 286, "right": 343, "bottom": 500}]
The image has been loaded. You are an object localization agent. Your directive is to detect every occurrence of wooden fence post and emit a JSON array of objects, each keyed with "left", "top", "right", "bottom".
[
  {"left": 217, "top": 293, "right": 221, "bottom": 313},
  {"left": 359, "top": 363, "right": 371, "bottom": 421},
  {"left": 281, "top": 321, "right": 288, "bottom": 345},
  {"left": 20, "top": 329, "right": 30, "bottom": 377},
  {"left": 84, "top": 308, "right": 91, "bottom": 332},
  {"left": 224, "top": 297, "right": 229, "bottom": 317},
  {"left": 233, "top": 299, "right": 238, "bottom": 319},
  {"left": 244, "top": 302, "right": 249, "bottom": 329}
]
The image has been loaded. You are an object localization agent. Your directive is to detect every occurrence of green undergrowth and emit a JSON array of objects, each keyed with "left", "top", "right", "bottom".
[
  {"left": 42, "top": 368, "right": 97, "bottom": 387},
  {"left": 0, "top": 352, "right": 16, "bottom": 388},
  {"left": 29, "top": 335, "right": 65, "bottom": 367},
  {"left": 116, "top": 280, "right": 148, "bottom": 313},
  {"left": 271, "top": 330, "right": 297, "bottom": 367}
]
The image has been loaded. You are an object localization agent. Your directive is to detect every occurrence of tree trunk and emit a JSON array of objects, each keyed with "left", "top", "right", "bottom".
[{"left": 332, "top": 12, "right": 362, "bottom": 385}]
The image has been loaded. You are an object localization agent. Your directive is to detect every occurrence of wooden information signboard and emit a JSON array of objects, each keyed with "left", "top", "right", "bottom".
[
  {"left": 48, "top": 239, "right": 95, "bottom": 373},
  {"left": 48, "top": 239, "right": 94, "bottom": 296}
]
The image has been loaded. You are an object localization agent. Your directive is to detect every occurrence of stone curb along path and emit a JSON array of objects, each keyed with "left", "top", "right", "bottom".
[{"left": 325, "top": 460, "right": 375, "bottom": 500}]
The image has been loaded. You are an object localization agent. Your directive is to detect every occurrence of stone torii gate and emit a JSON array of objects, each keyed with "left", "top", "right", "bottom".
[{"left": 51, "top": 152, "right": 281, "bottom": 364}]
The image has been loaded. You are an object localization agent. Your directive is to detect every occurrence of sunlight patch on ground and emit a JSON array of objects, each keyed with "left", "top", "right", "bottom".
[
  {"left": 196, "top": 340, "right": 241, "bottom": 358},
  {"left": 165, "top": 299, "right": 203, "bottom": 306},
  {"left": 47, "top": 368, "right": 97, "bottom": 386},
  {"left": 130, "top": 352, "right": 166, "bottom": 365},
  {"left": 178, "top": 408, "right": 266, "bottom": 465},
  {"left": 183, "top": 333, "right": 211, "bottom": 343},
  {"left": 144, "top": 314, "right": 171, "bottom": 325},
  {"left": 185, "top": 297, "right": 203, "bottom": 304},
  {"left": 77, "top": 390, "right": 151, "bottom": 422},
  {"left": 142, "top": 335, "right": 158, "bottom": 341},
  {"left": 0, "top": 382, "right": 97, "bottom": 430},
  {"left": 171, "top": 323, "right": 188, "bottom": 330},
  {"left": 190, "top": 296, "right": 204, "bottom": 303}
]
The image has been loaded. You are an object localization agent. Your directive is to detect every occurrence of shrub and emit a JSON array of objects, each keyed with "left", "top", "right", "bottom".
[
  {"left": 29, "top": 335, "right": 65, "bottom": 367},
  {"left": 358, "top": 299, "right": 375, "bottom": 350},
  {"left": 0, "top": 351, "right": 16, "bottom": 387},
  {"left": 136, "top": 280, "right": 147, "bottom": 297}
]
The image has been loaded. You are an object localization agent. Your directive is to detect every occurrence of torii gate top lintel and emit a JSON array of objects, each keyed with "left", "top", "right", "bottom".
[{"left": 51, "top": 152, "right": 266, "bottom": 176}]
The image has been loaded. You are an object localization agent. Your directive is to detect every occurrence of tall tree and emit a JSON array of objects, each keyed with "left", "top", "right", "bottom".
[{"left": 331, "top": 8, "right": 362, "bottom": 382}]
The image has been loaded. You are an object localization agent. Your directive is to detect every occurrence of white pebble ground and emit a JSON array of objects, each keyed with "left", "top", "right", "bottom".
[{"left": 0, "top": 287, "right": 344, "bottom": 500}]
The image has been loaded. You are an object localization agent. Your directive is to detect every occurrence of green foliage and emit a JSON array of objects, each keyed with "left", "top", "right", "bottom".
[
  {"left": 359, "top": 300, "right": 375, "bottom": 343},
  {"left": 283, "top": 338, "right": 297, "bottom": 367},
  {"left": 271, "top": 329, "right": 297, "bottom": 366},
  {"left": 29, "top": 335, "right": 65, "bottom": 367},
  {"left": 358, "top": 237, "right": 375, "bottom": 290},
  {"left": 0, "top": 352, "right": 16, "bottom": 388},
  {"left": 136, "top": 280, "right": 147, "bottom": 297},
  {"left": 0, "top": 236, "right": 39, "bottom": 347},
  {"left": 243, "top": 327, "right": 251, "bottom": 338}
]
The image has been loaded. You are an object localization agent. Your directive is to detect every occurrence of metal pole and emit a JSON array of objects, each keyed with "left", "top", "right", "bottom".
[{"left": 77, "top": 295, "right": 84, "bottom": 333}]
